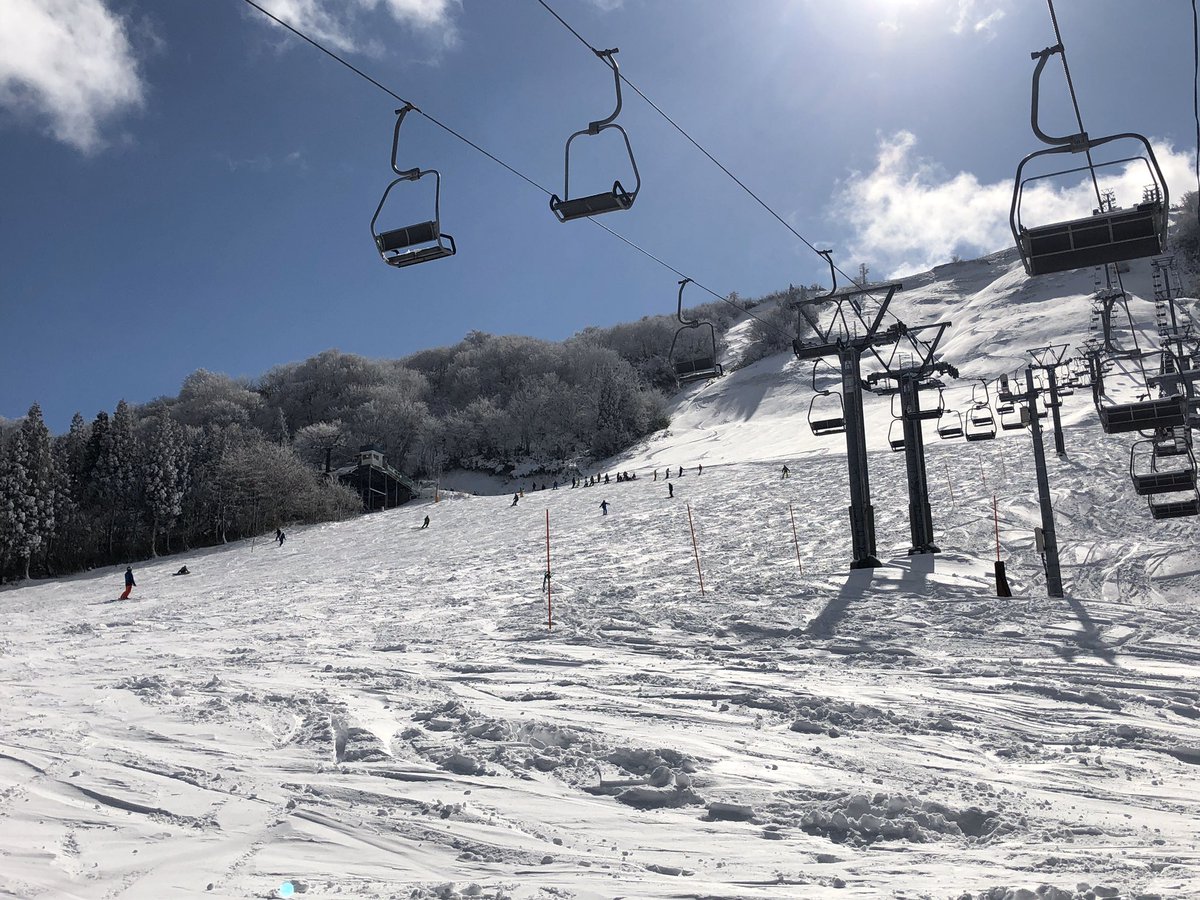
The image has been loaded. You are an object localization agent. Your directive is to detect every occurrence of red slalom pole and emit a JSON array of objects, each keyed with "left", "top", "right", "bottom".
[
  {"left": 687, "top": 503, "right": 705, "bottom": 596},
  {"left": 788, "top": 501, "right": 803, "bottom": 572},
  {"left": 545, "top": 509, "right": 552, "bottom": 630}
]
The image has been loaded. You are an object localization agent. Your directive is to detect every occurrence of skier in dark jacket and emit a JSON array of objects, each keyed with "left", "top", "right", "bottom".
[
  {"left": 277, "top": 529, "right": 286, "bottom": 547},
  {"left": 120, "top": 566, "right": 135, "bottom": 600},
  {"left": 600, "top": 500, "right": 609, "bottom": 515},
  {"left": 668, "top": 482, "right": 674, "bottom": 499},
  {"left": 421, "top": 515, "right": 430, "bottom": 529},
  {"left": 511, "top": 493, "right": 520, "bottom": 507}
]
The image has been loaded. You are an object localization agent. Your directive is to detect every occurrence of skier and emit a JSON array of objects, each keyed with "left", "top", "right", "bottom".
[
  {"left": 697, "top": 464, "right": 703, "bottom": 475},
  {"left": 653, "top": 469, "right": 658, "bottom": 481},
  {"left": 421, "top": 515, "right": 430, "bottom": 529},
  {"left": 511, "top": 493, "right": 520, "bottom": 507},
  {"left": 604, "top": 473, "right": 610, "bottom": 484},
  {"left": 600, "top": 500, "right": 609, "bottom": 515},
  {"left": 119, "top": 566, "right": 135, "bottom": 600},
  {"left": 668, "top": 482, "right": 674, "bottom": 499},
  {"left": 277, "top": 529, "right": 286, "bottom": 547},
  {"left": 678, "top": 466, "right": 684, "bottom": 477},
  {"left": 781, "top": 464, "right": 790, "bottom": 478}
]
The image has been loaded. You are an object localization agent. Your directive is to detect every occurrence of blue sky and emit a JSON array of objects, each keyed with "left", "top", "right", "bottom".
[{"left": 1, "top": 0, "right": 1196, "bottom": 431}]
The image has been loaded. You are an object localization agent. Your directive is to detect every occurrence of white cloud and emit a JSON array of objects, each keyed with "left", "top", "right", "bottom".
[
  {"left": 833, "top": 130, "right": 1195, "bottom": 278},
  {"left": 0, "top": 0, "right": 144, "bottom": 153},
  {"left": 951, "top": 1, "right": 1007, "bottom": 38},
  {"left": 258, "top": 0, "right": 460, "bottom": 54}
]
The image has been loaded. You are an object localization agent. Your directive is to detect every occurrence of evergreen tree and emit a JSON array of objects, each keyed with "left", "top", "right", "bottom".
[
  {"left": 0, "top": 404, "right": 55, "bottom": 579},
  {"left": 143, "top": 414, "right": 183, "bottom": 556}
]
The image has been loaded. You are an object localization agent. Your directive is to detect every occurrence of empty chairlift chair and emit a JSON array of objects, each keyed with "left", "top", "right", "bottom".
[
  {"left": 370, "top": 105, "right": 457, "bottom": 269},
  {"left": 888, "top": 418, "right": 906, "bottom": 452},
  {"left": 669, "top": 278, "right": 723, "bottom": 383},
  {"left": 1098, "top": 394, "right": 1187, "bottom": 434},
  {"left": 1010, "top": 46, "right": 1168, "bottom": 277},
  {"left": 808, "top": 360, "right": 846, "bottom": 436},
  {"left": 936, "top": 409, "right": 964, "bottom": 439},
  {"left": 549, "top": 49, "right": 641, "bottom": 222},
  {"left": 1129, "top": 440, "right": 1197, "bottom": 496}
]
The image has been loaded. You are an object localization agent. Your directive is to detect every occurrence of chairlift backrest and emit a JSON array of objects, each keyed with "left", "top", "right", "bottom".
[{"left": 549, "top": 49, "right": 641, "bottom": 222}]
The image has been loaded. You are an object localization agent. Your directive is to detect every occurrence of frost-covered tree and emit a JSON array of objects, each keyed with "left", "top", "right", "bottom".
[
  {"left": 143, "top": 414, "right": 184, "bottom": 556},
  {"left": 0, "top": 404, "right": 55, "bottom": 579}
]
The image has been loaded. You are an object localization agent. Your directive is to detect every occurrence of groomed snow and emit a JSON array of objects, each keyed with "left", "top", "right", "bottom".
[{"left": 2, "top": 252, "right": 1199, "bottom": 900}]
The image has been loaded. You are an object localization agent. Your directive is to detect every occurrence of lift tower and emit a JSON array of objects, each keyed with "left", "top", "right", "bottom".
[{"left": 792, "top": 254, "right": 903, "bottom": 569}]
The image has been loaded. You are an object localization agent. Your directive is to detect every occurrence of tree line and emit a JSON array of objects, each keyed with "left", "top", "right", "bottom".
[{"left": 0, "top": 296, "right": 794, "bottom": 583}]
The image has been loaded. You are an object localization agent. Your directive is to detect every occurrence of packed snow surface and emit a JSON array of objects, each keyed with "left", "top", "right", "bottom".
[{"left": 3, "top": 251, "right": 1200, "bottom": 899}]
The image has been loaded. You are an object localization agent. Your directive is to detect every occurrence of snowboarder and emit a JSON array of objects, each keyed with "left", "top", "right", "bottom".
[
  {"left": 119, "top": 566, "right": 135, "bottom": 600},
  {"left": 600, "top": 500, "right": 609, "bottom": 515},
  {"left": 781, "top": 464, "right": 790, "bottom": 478},
  {"left": 511, "top": 493, "right": 520, "bottom": 507},
  {"left": 668, "top": 482, "right": 674, "bottom": 498},
  {"left": 421, "top": 515, "right": 430, "bottom": 529},
  {"left": 277, "top": 529, "right": 286, "bottom": 547},
  {"left": 172, "top": 566, "right": 189, "bottom": 576},
  {"left": 604, "top": 473, "right": 610, "bottom": 484}
]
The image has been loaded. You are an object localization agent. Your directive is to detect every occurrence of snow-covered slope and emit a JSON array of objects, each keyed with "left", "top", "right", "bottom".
[{"left": 3, "top": 252, "right": 1200, "bottom": 900}]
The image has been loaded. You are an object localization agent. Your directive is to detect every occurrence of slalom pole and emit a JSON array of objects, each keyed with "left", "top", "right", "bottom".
[
  {"left": 788, "top": 501, "right": 803, "bottom": 572},
  {"left": 545, "top": 509, "right": 552, "bottom": 630},
  {"left": 686, "top": 503, "right": 705, "bottom": 595}
]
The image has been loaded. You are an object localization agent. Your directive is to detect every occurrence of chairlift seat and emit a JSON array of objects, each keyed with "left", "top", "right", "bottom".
[
  {"left": 1148, "top": 497, "right": 1200, "bottom": 519},
  {"left": 550, "top": 183, "right": 635, "bottom": 222},
  {"left": 970, "top": 408, "right": 994, "bottom": 426},
  {"left": 810, "top": 417, "right": 846, "bottom": 436},
  {"left": 965, "top": 421, "right": 996, "bottom": 441},
  {"left": 1131, "top": 468, "right": 1196, "bottom": 496},
  {"left": 1019, "top": 201, "right": 1166, "bottom": 276},
  {"left": 674, "top": 357, "right": 723, "bottom": 383},
  {"left": 888, "top": 419, "right": 905, "bottom": 451},
  {"left": 1098, "top": 396, "right": 1186, "bottom": 434}
]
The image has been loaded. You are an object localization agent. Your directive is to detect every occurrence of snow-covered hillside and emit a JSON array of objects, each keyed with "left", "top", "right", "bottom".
[{"left": 3, "top": 251, "right": 1200, "bottom": 900}]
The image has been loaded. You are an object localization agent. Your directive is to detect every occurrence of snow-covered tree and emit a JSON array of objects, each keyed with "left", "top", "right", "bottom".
[{"left": 143, "top": 414, "right": 184, "bottom": 556}]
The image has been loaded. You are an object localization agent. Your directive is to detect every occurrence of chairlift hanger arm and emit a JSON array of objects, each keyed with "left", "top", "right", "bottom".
[
  {"left": 390, "top": 104, "right": 422, "bottom": 178},
  {"left": 1029, "top": 44, "right": 1087, "bottom": 148},
  {"left": 589, "top": 49, "right": 623, "bottom": 132}
]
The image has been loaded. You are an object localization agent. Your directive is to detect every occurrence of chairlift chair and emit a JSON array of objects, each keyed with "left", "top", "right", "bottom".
[
  {"left": 936, "top": 409, "right": 964, "bottom": 439},
  {"left": 1010, "top": 46, "right": 1168, "bottom": 276},
  {"left": 966, "top": 414, "right": 997, "bottom": 441},
  {"left": 370, "top": 106, "right": 457, "bottom": 269},
  {"left": 808, "top": 359, "right": 846, "bottom": 436},
  {"left": 669, "top": 278, "right": 723, "bottom": 383},
  {"left": 1001, "top": 404, "right": 1030, "bottom": 430},
  {"left": 970, "top": 379, "right": 990, "bottom": 408},
  {"left": 549, "top": 49, "right": 641, "bottom": 222},
  {"left": 888, "top": 418, "right": 906, "bottom": 452},
  {"left": 1128, "top": 440, "right": 1198, "bottom": 496},
  {"left": 1098, "top": 394, "right": 1187, "bottom": 434},
  {"left": 915, "top": 385, "right": 946, "bottom": 421}
]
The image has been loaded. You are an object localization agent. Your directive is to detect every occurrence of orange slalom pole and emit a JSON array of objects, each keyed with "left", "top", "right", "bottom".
[
  {"left": 545, "top": 509, "right": 552, "bottom": 630},
  {"left": 687, "top": 503, "right": 705, "bottom": 596},
  {"left": 788, "top": 501, "right": 803, "bottom": 572}
]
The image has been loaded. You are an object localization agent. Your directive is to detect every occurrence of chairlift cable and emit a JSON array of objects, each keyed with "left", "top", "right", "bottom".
[
  {"left": 238, "top": 0, "right": 792, "bottom": 337},
  {"left": 533, "top": 0, "right": 901, "bottom": 330},
  {"left": 1044, "top": 0, "right": 1103, "bottom": 206}
]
